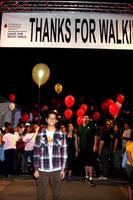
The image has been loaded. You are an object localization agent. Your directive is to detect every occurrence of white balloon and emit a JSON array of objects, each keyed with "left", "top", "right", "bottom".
[{"left": 9, "top": 102, "right": 15, "bottom": 111}]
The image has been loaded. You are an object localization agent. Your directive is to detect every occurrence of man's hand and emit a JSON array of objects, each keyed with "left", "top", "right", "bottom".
[
  {"left": 60, "top": 170, "right": 65, "bottom": 180},
  {"left": 34, "top": 170, "right": 39, "bottom": 179}
]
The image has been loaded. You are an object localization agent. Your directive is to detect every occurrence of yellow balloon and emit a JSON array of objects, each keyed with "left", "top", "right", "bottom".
[
  {"left": 55, "top": 83, "right": 63, "bottom": 94},
  {"left": 32, "top": 63, "right": 50, "bottom": 87}
]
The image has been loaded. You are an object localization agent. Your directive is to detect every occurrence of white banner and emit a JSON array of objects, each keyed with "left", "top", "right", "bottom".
[{"left": 0, "top": 12, "right": 133, "bottom": 49}]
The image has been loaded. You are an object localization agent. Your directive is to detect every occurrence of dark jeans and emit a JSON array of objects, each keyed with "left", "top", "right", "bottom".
[
  {"left": 100, "top": 148, "right": 111, "bottom": 178},
  {"left": 36, "top": 170, "right": 61, "bottom": 200},
  {"left": 4, "top": 149, "right": 16, "bottom": 177},
  {"left": 23, "top": 150, "right": 34, "bottom": 172},
  {"left": 127, "top": 164, "right": 133, "bottom": 189}
]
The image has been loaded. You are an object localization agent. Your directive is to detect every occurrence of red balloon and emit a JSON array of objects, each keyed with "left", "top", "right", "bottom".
[
  {"left": 80, "top": 104, "right": 88, "bottom": 112},
  {"left": 101, "top": 102, "right": 108, "bottom": 110},
  {"left": 65, "top": 95, "right": 75, "bottom": 108},
  {"left": 77, "top": 108, "right": 84, "bottom": 117},
  {"left": 109, "top": 103, "right": 120, "bottom": 117},
  {"left": 107, "top": 99, "right": 114, "bottom": 107},
  {"left": 32, "top": 110, "right": 38, "bottom": 116},
  {"left": 9, "top": 93, "right": 16, "bottom": 102},
  {"left": 41, "top": 105, "right": 49, "bottom": 111},
  {"left": 64, "top": 109, "right": 73, "bottom": 119},
  {"left": 77, "top": 117, "right": 83, "bottom": 126},
  {"left": 22, "top": 113, "right": 30, "bottom": 122},
  {"left": 92, "top": 112, "right": 100, "bottom": 121},
  {"left": 117, "top": 94, "right": 125, "bottom": 104}
]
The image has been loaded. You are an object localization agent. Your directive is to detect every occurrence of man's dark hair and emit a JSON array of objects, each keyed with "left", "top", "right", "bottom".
[{"left": 47, "top": 110, "right": 58, "bottom": 119}]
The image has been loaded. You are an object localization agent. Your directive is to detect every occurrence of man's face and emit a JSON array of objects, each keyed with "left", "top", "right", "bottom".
[
  {"left": 46, "top": 114, "right": 58, "bottom": 126},
  {"left": 83, "top": 115, "right": 89, "bottom": 125}
]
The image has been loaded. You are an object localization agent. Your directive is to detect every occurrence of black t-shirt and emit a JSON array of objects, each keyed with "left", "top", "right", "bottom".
[
  {"left": 100, "top": 128, "right": 112, "bottom": 149},
  {"left": 78, "top": 122, "right": 97, "bottom": 152}
]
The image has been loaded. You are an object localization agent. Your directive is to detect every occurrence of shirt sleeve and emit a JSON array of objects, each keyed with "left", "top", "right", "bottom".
[
  {"left": 33, "top": 134, "right": 41, "bottom": 170},
  {"left": 60, "top": 133, "right": 68, "bottom": 171}
]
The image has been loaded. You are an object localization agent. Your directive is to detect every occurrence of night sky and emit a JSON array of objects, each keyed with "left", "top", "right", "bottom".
[{"left": 0, "top": 47, "right": 132, "bottom": 113}]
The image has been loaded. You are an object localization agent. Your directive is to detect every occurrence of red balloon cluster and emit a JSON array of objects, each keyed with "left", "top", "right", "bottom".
[
  {"left": 65, "top": 95, "right": 75, "bottom": 108},
  {"left": 76, "top": 104, "right": 89, "bottom": 125},
  {"left": 9, "top": 93, "right": 16, "bottom": 102},
  {"left": 77, "top": 117, "right": 83, "bottom": 126},
  {"left": 77, "top": 108, "right": 84, "bottom": 117}
]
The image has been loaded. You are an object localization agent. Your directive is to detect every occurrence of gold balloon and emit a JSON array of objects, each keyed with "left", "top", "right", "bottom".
[
  {"left": 55, "top": 83, "right": 63, "bottom": 94},
  {"left": 32, "top": 63, "right": 50, "bottom": 88}
]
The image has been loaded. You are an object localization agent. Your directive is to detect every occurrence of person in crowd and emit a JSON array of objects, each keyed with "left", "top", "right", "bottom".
[
  {"left": 60, "top": 124, "right": 67, "bottom": 136},
  {"left": 22, "top": 122, "right": 39, "bottom": 174},
  {"left": 77, "top": 115, "right": 98, "bottom": 186},
  {"left": 66, "top": 122, "right": 78, "bottom": 181},
  {"left": 126, "top": 135, "right": 133, "bottom": 200},
  {"left": 2, "top": 122, "right": 19, "bottom": 177},
  {"left": 111, "top": 123, "right": 122, "bottom": 176},
  {"left": 15, "top": 122, "right": 26, "bottom": 174},
  {"left": 122, "top": 122, "right": 132, "bottom": 154},
  {"left": 0, "top": 128, "right": 5, "bottom": 173},
  {"left": 98, "top": 120, "right": 113, "bottom": 180},
  {"left": 33, "top": 110, "right": 67, "bottom": 200}
]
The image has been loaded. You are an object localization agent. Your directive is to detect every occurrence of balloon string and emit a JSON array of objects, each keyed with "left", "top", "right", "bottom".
[{"left": 38, "top": 87, "right": 41, "bottom": 125}]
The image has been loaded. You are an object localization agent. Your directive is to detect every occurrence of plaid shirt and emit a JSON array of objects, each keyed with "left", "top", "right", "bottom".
[{"left": 33, "top": 128, "right": 67, "bottom": 171}]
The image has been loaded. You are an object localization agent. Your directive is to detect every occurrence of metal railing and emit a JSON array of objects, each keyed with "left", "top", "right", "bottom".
[{"left": 0, "top": 1, "right": 133, "bottom": 14}]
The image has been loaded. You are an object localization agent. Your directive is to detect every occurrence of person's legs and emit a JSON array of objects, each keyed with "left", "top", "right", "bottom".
[
  {"left": 23, "top": 151, "right": 29, "bottom": 173},
  {"left": 127, "top": 165, "right": 133, "bottom": 200},
  {"left": 36, "top": 171, "right": 49, "bottom": 200},
  {"left": 85, "top": 166, "right": 89, "bottom": 178},
  {"left": 50, "top": 171, "right": 61, "bottom": 200},
  {"left": 88, "top": 166, "right": 93, "bottom": 178},
  {"left": 128, "top": 185, "right": 133, "bottom": 200}
]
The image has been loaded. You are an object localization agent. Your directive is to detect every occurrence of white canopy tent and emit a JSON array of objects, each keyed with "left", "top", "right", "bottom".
[{"left": 0, "top": 101, "right": 13, "bottom": 127}]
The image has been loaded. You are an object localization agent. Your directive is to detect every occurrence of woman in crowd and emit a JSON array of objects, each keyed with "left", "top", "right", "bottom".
[{"left": 66, "top": 122, "right": 78, "bottom": 181}]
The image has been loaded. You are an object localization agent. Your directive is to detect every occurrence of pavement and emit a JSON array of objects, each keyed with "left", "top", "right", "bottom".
[{"left": 0, "top": 175, "right": 129, "bottom": 200}]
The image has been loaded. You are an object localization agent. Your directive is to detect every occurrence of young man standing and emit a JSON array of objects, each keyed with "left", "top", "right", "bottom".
[
  {"left": 33, "top": 110, "right": 67, "bottom": 200},
  {"left": 78, "top": 115, "right": 98, "bottom": 186}
]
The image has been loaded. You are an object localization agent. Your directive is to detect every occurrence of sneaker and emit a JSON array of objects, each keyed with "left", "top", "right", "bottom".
[
  {"left": 89, "top": 179, "right": 95, "bottom": 186},
  {"left": 102, "top": 176, "right": 108, "bottom": 180},
  {"left": 81, "top": 177, "right": 89, "bottom": 182},
  {"left": 98, "top": 176, "right": 103, "bottom": 180}
]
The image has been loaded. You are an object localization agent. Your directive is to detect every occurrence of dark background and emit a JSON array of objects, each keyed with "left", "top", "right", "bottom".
[
  {"left": 0, "top": 47, "right": 132, "bottom": 112},
  {"left": 0, "top": 6, "right": 133, "bottom": 113}
]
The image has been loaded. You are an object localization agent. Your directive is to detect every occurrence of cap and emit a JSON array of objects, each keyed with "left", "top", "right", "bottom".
[{"left": 25, "top": 122, "right": 30, "bottom": 126}]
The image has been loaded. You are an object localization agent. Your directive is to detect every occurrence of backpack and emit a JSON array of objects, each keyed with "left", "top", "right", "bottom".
[{"left": 16, "top": 139, "right": 25, "bottom": 152}]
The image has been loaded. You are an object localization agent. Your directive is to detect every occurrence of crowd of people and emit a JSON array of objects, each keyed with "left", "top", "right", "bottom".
[{"left": 0, "top": 110, "right": 133, "bottom": 199}]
